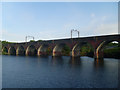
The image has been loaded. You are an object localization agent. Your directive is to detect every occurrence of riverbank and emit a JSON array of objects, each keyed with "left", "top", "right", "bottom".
[{"left": 103, "top": 47, "right": 120, "bottom": 59}]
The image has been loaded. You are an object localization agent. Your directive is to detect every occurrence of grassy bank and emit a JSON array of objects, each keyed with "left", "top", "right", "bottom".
[
  {"left": 2, "top": 51, "right": 8, "bottom": 55},
  {"left": 104, "top": 47, "right": 120, "bottom": 59}
]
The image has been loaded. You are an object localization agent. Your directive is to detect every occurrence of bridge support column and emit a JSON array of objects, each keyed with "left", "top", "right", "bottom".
[
  {"left": 38, "top": 45, "right": 48, "bottom": 56},
  {"left": 26, "top": 45, "right": 37, "bottom": 56},
  {"left": 88, "top": 40, "right": 105, "bottom": 60},
  {"left": 93, "top": 41, "right": 105, "bottom": 59},
  {"left": 16, "top": 46, "right": 25, "bottom": 55},
  {"left": 72, "top": 44, "right": 80, "bottom": 57},
  {"left": 72, "top": 50, "right": 80, "bottom": 57},
  {"left": 53, "top": 44, "right": 64, "bottom": 57},
  {"left": 94, "top": 50, "right": 104, "bottom": 59},
  {"left": 38, "top": 51, "right": 48, "bottom": 56},
  {"left": 53, "top": 51, "right": 62, "bottom": 56},
  {"left": 8, "top": 47, "right": 16, "bottom": 55}
]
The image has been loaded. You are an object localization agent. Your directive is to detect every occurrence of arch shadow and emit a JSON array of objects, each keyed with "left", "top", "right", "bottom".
[
  {"left": 37, "top": 44, "right": 50, "bottom": 56},
  {"left": 53, "top": 43, "right": 70, "bottom": 57},
  {"left": 16, "top": 45, "right": 25, "bottom": 56},
  {"left": 26, "top": 45, "right": 37, "bottom": 56},
  {"left": 72, "top": 42, "right": 94, "bottom": 57},
  {"left": 8, "top": 46, "right": 16, "bottom": 55},
  {"left": 2, "top": 47, "right": 8, "bottom": 54},
  {"left": 96, "top": 40, "right": 120, "bottom": 59}
]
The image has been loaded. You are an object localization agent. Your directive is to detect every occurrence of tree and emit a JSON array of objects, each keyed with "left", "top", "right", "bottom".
[
  {"left": 30, "top": 40, "right": 35, "bottom": 42},
  {"left": 62, "top": 45, "right": 70, "bottom": 56},
  {"left": 37, "top": 40, "right": 42, "bottom": 42}
]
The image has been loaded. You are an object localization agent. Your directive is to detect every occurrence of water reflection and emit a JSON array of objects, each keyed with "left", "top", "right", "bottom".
[
  {"left": 38, "top": 55, "right": 49, "bottom": 58},
  {"left": 68, "top": 57, "right": 81, "bottom": 68},
  {"left": 94, "top": 58, "right": 104, "bottom": 68},
  {"left": 51, "top": 56, "right": 64, "bottom": 66},
  {"left": 69, "top": 57, "right": 81, "bottom": 65},
  {"left": 37, "top": 56, "right": 50, "bottom": 64}
]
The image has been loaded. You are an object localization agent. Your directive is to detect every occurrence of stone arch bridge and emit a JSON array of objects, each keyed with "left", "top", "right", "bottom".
[{"left": 2, "top": 34, "right": 120, "bottom": 59}]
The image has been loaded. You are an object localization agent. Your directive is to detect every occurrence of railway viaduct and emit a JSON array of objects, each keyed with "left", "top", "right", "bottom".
[{"left": 2, "top": 34, "right": 120, "bottom": 59}]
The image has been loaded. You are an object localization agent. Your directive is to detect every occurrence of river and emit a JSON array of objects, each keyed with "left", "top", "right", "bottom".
[{"left": 2, "top": 55, "right": 119, "bottom": 88}]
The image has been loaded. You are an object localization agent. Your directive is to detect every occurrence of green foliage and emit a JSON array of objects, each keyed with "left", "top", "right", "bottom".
[
  {"left": 3, "top": 47, "right": 8, "bottom": 52},
  {"left": 62, "top": 45, "right": 70, "bottom": 56},
  {"left": 46, "top": 48, "right": 52, "bottom": 55},
  {"left": 104, "top": 45, "right": 120, "bottom": 58},
  {"left": 80, "top": 44, "right": 93, "bottom": 56},
  {"left": 107, "top": 42, "right": 119, "bottom": 46},
  {"left": 37, "top": 40, "right": 42, "bottom": 42},
  {"left": 2, "top": 51, "right": 8, "bottom": 55},
  {"left": 2, "top": 41, "right": 10, "bottom": 45},
  {"left": 30, "top": 40, "right": 35, "bottom": 42}
]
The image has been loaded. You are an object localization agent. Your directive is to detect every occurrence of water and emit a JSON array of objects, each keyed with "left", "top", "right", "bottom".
[{"left": 2, "top": 55, "right": 119, "bottom": 88}]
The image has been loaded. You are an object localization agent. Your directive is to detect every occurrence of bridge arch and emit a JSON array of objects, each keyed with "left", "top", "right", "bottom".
[
  {"left": 80, "top": 42, "right": 94, "bottom": 57},
  {"left": 96, "top": 40, "right": 120, "bottom": 59},
  {"left": 16, "top": 45, "right": 25, "bottom": 55},
  {"left": 72, "top": 43, "right": 81, "bottom": 57},
  {"left": 37, "top": 44, "right": 49, "bottom": 56},
  {"left": 72, "top": 42, "right": 94, "bottom": 57},
  {"left": 53, "top": 43, "right": 70, "bottom": 56},
  {"left": 2, "top": 47, "right": 8, "bottom": 54},
  {"left": 26, "top": 45, "right": 37, "bottom": 56},
  {"left": 8, "top": 46, "right": 16, "bottom": 55}
]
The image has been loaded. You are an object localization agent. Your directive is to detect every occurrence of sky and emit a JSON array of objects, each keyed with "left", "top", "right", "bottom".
[{"left": 1, "top": 2, "right": 118, "bottom": 42}]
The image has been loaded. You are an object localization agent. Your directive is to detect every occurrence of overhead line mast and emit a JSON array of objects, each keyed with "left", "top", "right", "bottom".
[{"left": 25, "top": 36, "right": 34, "bottom": 42}]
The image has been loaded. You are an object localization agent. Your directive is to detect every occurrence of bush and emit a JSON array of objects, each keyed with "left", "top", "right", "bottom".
[
  {"left": 62, "top": 45, "right": 70, "bottom": 56},
  {"left": 30, "top": 40, "right": 35, "bottom": 42},
  {"left": 104, "top": 47, "right": 120, "bottom": 58}
]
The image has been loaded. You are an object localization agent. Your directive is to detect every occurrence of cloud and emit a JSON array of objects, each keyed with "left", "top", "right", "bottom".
[
  {"left": 91, "top": 13, "right": 95, "bottom": 18},
  {"left": 102, "top": 16, "right": 107, "bottom": 21},
  {"left": 78, "top": 15, "right": 118, "bottom": 37},
  {"left": 95, "top": 23, "right": 118, "bottom": 35},
  {"left": 60, "top": 14, "right": 118, "bottom": 39}
]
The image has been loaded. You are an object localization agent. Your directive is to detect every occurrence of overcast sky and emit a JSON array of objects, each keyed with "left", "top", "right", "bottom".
[{"left": 1, "top": 2, "right": 118, "bottom": 42}]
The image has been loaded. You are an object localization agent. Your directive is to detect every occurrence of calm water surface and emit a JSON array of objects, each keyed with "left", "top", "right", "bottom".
[{"left": 2, "top": 55, "right": 119, "bottom": 88}]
